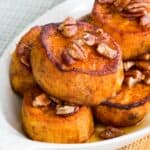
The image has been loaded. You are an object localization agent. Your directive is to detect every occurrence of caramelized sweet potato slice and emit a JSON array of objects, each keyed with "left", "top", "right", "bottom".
[
  {"left": 22, "top": 88, "right": 94, "bottom": 143},
  {"left": 92, "top": 1, "right": 150, "bottom": 60},
  {"left": 30, "top": 20, "right": 123, "bottom": 105},
  {"left": 94, "top": 83, "right": 150, "bottom": 127}
]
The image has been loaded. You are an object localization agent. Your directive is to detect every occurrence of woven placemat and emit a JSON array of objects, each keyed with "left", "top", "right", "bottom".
[{"left": 119, "top": 135, "right": 150, "bottom": 150}]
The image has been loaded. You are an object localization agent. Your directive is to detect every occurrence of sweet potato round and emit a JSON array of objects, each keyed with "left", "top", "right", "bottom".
[
  {"left": 94, "top": 84, "right": 150, "bottom": 127},
  {"left": 10, "top": 26, "right": 41, "bottom": 95},
  {"left": 30, "top": 21, "right": 124, "bottom": 105},
  {"left": 22, "top": 88, "right": 94, "bottom": 143},
  {"left": 92, "top": 1, "right": 150, "bottom": 60}
]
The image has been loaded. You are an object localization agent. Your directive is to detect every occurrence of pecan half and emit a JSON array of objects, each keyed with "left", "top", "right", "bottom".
[
  {"left": 32, "top": 94, "right": 51, "bottom": 107},
  {"left": 121, "top": 10, "right": 147, "bottom": 19},
  {"left": 113, "top": 0, "right": 150, "bottom": 20},
  {"left": 99, "top": 126, "right": 124, "bottom": 139},
  {"left": 83, "top": 33, "right": 97, "bottom": 46},
  {"left": 98, "top": 0, "right": 150, "bottom": 19},
  {"left": 58, "top": 17, "right": 78, "bottom": 37},
  {"left": 62, "top": 40, "right": 87, "bottom": 65},
  {"left": 121, "top": 11, "right": 146, "bottom": 19},
  {"left": 56, "top": 105, "right": 79, "bottom": 116},
  {"left": 68, "top": 41, "right": 87, "bottom": 60},
  {"left": 114, "top": 0, "right": 131, "bottom": 11},
  {"left": 123, "top": 61, "right": 135, "bottom": 71},
  {"left": 97, "top": 43, "right": 117, "bottom": 59},
  {"left": 126, "top": 2, "right": 149, "bottom": 11}
]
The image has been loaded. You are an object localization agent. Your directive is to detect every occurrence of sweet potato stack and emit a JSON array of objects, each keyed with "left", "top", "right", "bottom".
[{"left": 10, "top": 0, "right": 150, "bottom": 143}]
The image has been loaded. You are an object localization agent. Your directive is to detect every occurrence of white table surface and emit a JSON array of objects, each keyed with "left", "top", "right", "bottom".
[{"left": 0, "top": 0, "right": 65, "bottom": 55}]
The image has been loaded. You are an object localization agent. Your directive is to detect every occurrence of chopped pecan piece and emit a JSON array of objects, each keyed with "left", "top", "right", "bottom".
[
  {"left": 135, "top": 61, "right": 150, "bottom": 71},
  {"left": 96, "top": 28, "right": 110, "bottom": 43},
  {"left": 62, "top": 40, "right": 87, "bottom": 65},
  {"left": 97, "top": 43, "right": 117, "bottom": 59},
  {"left": 56, "top": 105, "right": 79, "bottom": 116},
  {"left": 124, "top": 76, "right": 139, "bottom": 88},
  {"left": 123, "top": 61, "right": 135, "bottom": 71},
  {"left": 125, "top": 70, "right": 145, "bottom": 80},
  {"left": 68, "top": 41, "right": 87, "bottom": 60},
  {"left": 99, "top": 126, "right": 124, "bottom": 139},
  {"left": 32, "top": 94, "right": 51, "bottom": 107},
  {"left": 58, "top": 17, "right": 78, "bottom": 37},
  {"left": 125, "top": 70, "right": 145, "bottom": 87},
  {"left": 83, "top": 33, "right": 97, "bottom": 46}
]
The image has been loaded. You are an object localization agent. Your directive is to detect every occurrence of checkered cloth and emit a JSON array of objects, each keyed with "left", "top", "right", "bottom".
[{"left": 0, "top": 0, "right": 65, "bottom": 55}]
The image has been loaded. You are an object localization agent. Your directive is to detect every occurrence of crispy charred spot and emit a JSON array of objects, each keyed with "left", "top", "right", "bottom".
[
  {"left": 101, "top": 95, "right": 150, "bottom": 109},
  {"left": 40, "top": 22, "right": 121, "bottom": 76}
]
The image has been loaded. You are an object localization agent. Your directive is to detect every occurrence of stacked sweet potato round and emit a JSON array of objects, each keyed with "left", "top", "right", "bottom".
[
  {"left": 92, "top": 0, "right": 150, "bottom": 60},
  {"left": 10, "top": 0, "right": 150, "bottom": 144}
]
